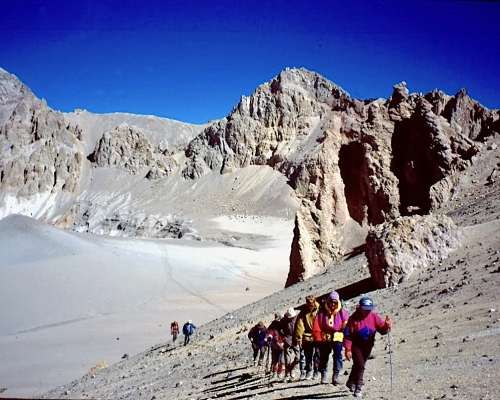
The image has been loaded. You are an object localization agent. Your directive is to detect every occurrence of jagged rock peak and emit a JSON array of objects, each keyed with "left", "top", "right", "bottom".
[
  {"left": 0, "top": 67, "right": 36, "bottom": 126},
  {"left": 234, "top": 67, "right": 350, "bottom": 114},
  {"left": 88, "top": 124, "right": 176, "bottom": 179}
]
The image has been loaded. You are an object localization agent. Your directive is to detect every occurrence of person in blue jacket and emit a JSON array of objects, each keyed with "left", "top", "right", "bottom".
[
  {"left": 248, "top": 321, "right": 268, "bottom": 366},
  {"left": 182, "top": 320, "right": 197, "bottom": 346}
]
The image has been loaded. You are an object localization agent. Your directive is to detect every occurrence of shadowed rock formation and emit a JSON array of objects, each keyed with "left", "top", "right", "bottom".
[{"left": 181, "top": 69, "right": 499, "bottom": 286}]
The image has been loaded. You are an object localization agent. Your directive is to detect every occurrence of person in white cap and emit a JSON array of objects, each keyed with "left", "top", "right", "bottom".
[
  {"left": 312, "top": 291, "right": 349, "bottom": 385},
  {"left": 279, "top": 307, "right": 299, "bottom": 381},
  {"left": 182, "top": 319, "right": 197, "bottom": 346}
]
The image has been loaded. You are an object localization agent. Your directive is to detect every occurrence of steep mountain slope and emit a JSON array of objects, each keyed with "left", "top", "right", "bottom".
[
  {"left": 43, "top": 136, "right": 500, "bottom": 399},
  {"left": 181, "top": 69, "right": 499, "bottom": 285}
]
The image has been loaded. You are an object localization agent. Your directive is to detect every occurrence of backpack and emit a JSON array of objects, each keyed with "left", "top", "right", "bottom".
[{"left": 183, "top": 323, "right": 193, "bottom": 335}]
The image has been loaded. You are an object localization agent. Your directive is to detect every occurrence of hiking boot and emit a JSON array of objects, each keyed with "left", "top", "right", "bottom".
[
  {"left": 332, "top": 371, "right": 340, "bottom": 385},
  {"left": 354, "top": 385, "right": 363, "bottom": 398},
  {"left": 312, "top": 371, "right": 320, "bottom": 380},
  {"left": 305, "top": 371, "right": 313, "bottom": 380},
  {"left": 288, "top": 370, "right": 297, "bottom": 381},
  {"left": 299, "top": 371, "right": 306, "bottom": 380},
  {"left": 346, "top": 381, "right": 355, "bottom": 393},
  {"left": 320, "top": 371, "right": 328, "bottom": 384},
  {"left": 271, "top": 372, "right": 277, "bottom": 379}
]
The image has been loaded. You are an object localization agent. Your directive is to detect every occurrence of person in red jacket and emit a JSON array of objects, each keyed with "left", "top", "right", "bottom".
[
  {"left": 343, "top": 297, "right": 392, "bottom": 398},
  {"left": 170, "top": 321, "right": 179, "bottom": 343},
  {"left": 312, "top": 291, "right": 349, "bottom": 385}
]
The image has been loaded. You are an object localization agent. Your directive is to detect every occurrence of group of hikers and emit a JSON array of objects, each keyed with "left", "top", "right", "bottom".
[
  {"left": 247, "top": 293, "right": 392, "bottom": 398},
  {"left": 170, "top": 320, "right": 197, "bottom": 346}
]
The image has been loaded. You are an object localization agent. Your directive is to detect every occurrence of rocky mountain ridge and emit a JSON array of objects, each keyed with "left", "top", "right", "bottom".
[
  {"left": 179, "top": 68, "right": 499, "bottom": 286},
  {"left": 1, "top": 66, "right": 499, "bottom": 287}
]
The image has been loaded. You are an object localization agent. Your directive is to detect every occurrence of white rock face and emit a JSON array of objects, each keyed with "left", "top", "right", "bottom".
[
  {"left": 0, "top": 69, "right": 84, "bottom": 219},
  {"left": 365, "top": 214, "right": 462, "bottom": 288},
  {"left": 88, "top": 123, "right": 176, "bottom": 179},
  {"left": 64, "top": 109, "right": 208, "bottom": 155}
]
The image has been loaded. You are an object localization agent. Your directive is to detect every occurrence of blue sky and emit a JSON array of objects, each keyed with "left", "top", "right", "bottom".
[{"left": 1, "top": 0, "right": 499, "bottom": 124}]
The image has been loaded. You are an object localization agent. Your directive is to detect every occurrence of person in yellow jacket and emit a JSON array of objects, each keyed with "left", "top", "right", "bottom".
[{"left": 294, "top": 295, "right": 320, "bottom": 380}]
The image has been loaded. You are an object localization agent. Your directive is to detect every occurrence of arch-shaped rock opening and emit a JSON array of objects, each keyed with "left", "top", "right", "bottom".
[{"left": 391, "top": 118, "right": 444, "bottom": 216}]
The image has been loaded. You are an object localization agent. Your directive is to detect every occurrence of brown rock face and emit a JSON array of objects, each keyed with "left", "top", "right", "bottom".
[
  {"left": 182, "top": 69, "right": 499, "bottom": 286},
  {"left": 365, "top": 214, "right": 461, "bottom": 288}
]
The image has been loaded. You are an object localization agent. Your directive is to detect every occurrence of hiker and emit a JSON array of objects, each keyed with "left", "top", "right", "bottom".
[
  {"left": 267, "top": 316, "right": 285, "bottom": 378},
  {"left": 344, "top": 297, "right": 392, "bottom": 398},
  {"left": 279, "top": 307, "right": 299, "bottom": 380},
  {"left": 312, "top": 291, "right": 349, "bottom": 385},
  {"left": 182, "top": 320, "right": 196, "bottom": 346},
  {"left": 248, "top": 321, "right": 268, "bottom": 366},
  {"left": 170, "top": 320, "right": 179, "bottom": 343},
  {"left": 294, "top": 295, "right": 320, "bottom": 380}
]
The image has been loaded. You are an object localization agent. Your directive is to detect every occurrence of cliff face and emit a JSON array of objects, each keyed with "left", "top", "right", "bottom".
[
  {"left": 0, "top": 69, "right": 84, "bottom": 219},
  {"left": 181, "top": 69, "right": 499, "bottom": 286},
  {"left": 1, "top": 66, "right": 498, "bottom": 286}
]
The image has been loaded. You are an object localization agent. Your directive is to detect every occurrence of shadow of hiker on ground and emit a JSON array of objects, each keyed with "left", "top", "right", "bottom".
[{"left": 203, "top": 365, "right": 248, "bottom": 379}]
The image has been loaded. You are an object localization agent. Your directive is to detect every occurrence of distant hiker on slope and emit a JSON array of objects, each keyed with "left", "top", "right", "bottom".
[
  {"left": 312, "top": 291, "right": 349, "bottom": 385},
  {"left": 248, "top": 321, "right": 268, "bottom": 366},
  {"left": 294, "top": 295, "right": 320, "bottom": 380},
  {"left": 182, "top": 320, "right": 197, "bottom": 346},
  {"left": 344, "top": 297, "right": 392, "bottom": 398},
  {"left": 280, "top": 307, "right": 299, "bottom": 381},
  {"left": 267, "top": 314, "right": 285, "bottom": 379},
  {"left": 170, "top": 321, "right": 179, "bottom": 343}
]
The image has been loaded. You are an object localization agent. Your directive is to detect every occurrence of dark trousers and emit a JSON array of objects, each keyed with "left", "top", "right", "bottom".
[
  {"left": 348, "top": 342, "right": 373, "bottom": 386},
  {"left": 252, "top": 344, "right": 266, "bottom": 364},
  {"left": 318, "top": 341, "right": 344, "bottom": 374},
  {"left": 184, "top": 334, "right": 191, "bottom": 346},
  {"left": 299, "top": 341, "right": 319, "bottom": 372},
  {"left": 172, "top": 332, "right": 178, "bottom": 342}
]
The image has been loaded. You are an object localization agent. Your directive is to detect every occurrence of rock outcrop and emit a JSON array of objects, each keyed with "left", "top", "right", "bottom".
[
  {"left": 0, "top": 69, "right": 84, "bottom": 218},
  {"left": 87, "top": 123, "right": 176, "bottom": 179},
  {"left": 365, "top": 214, "right": 461, "bottom": 288},
  {"left": 180, "top": 68, "right": 499, "bottom": 285}
]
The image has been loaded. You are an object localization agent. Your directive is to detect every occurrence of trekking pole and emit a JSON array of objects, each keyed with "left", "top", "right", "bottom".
[
  {"left": 387, "top": 331, "right": 394, "bottom": 394},
  {"left": 265, "top": 343, "right": 271, "bottom": 375}
]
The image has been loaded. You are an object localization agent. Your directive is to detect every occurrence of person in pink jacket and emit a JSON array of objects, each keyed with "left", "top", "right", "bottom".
[
  {"left": 312, "top": 291, "right": 349, "bottom": 385},
  {"left": 343, "top": 297, "right": 392, "bottom": 398}
]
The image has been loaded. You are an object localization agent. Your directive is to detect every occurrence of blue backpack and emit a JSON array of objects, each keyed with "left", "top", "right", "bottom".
[{"left": 183, "top": 323, "right": 194, "bottom": 335}]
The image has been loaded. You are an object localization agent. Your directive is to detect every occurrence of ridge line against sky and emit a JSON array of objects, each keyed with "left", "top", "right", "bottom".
[{"left": 0, "top": 0, "right": 499, "bottom": 124}]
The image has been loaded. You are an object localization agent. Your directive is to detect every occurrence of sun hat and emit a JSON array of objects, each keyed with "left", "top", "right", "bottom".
[
  {"left": 285, "top": 307, "right": 297, "bottom": 318},
  {"left": 359, "top": 297, "right": 374, "bottom": 311},
  {"left": 327, "top": 291, "right": 340, "bottom": 302}
]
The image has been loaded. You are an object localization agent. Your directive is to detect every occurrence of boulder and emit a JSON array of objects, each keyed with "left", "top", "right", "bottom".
[{"left": 365, "top": 214, "right": 461, "bottom": 288}]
